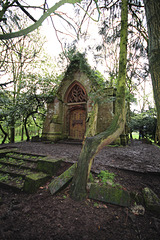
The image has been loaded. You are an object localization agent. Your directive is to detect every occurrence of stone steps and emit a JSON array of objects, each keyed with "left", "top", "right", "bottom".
[
  {"left": 0, "top": 149, "right": 64, "bottom": 193},
  {"left": 6, "top": 152, "right": 45, "bottom": 162},
  {"left": 0, "top": 157, "right": 37, "bottom": 170},
  {"left": 0, "top": 172, "right": 25, "bottom": 191},
  {"left": 0, "top": 163, "right": 38, "bottom": 178}
]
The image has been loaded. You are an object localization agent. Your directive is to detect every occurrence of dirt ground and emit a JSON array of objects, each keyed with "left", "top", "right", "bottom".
[{"left": 0, "top": 139, "right": 160, "bottom": 240}]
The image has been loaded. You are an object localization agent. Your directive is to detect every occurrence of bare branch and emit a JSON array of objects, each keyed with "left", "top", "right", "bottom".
[
  {"left": 0, "top": 0, "right": 82, "bottom": 40},
  {"left": 15, "top": 0, "right": 37, "bottom": 22},
  {"left": 77, "top": 0, "right": 92, "bottom": 38}
]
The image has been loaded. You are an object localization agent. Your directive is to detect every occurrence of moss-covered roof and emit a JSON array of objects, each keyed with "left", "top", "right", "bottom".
[{"left": 59, "top": 52, "right": 106, "bottom": 90}]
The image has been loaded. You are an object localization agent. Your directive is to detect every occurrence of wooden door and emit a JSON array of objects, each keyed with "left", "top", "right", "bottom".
[{"left": 69, "top": 109, "right": 86, "bottom": 140}]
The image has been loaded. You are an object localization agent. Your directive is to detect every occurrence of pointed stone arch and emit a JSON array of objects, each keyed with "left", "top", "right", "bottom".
[{"left": 65, "top": 81, "right": 87, "bottom": 103}]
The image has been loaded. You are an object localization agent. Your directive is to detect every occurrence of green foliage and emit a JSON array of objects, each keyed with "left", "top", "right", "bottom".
[
  {"left": 88, "top": 172, "right": 94, "bottom": 183},
  {"left": 97, "top": 170, "right": 115, "bottom": 186},
  {"left": 93, "top": 202, "right": 99, "bottom": 208},
  {"left": 0, "top": 24, "right": 61, "bottom": 143},
  {"left": 130, "top": 108, "right": 157, "bottom": 140},
  {"left": 63, "top": 195, "right": 67, "bottom": 199}
]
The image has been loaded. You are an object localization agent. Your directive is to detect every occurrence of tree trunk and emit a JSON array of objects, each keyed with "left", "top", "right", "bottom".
[
  {"left": 24, "top": 111, "right": 38, "bottom": 141},
  {"left": 0, "top": 123, "right": 8, "bottom": 144},
  {"left": 21, "top": 124, "right": 24, "bottom": 141},
  {"left": 10, "top": 118, "right": 15, "bottom": 143},
  {"left": 70, "top": 0, "right": 128, "bottom": 201},
  {"left": 143, "top": 0, "right": 160, "bottom": 144},
  {"left": 24, "top": 116, "right": 30, "bottom": 142}
]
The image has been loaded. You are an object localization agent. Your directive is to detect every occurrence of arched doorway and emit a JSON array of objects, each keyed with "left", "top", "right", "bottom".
[{"left": 65, "top": 82, "right": 87, "bottom": 140}]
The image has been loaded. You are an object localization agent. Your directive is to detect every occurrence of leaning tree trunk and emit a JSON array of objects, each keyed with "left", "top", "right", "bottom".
[
  {"left": 24, "top": 109, "right": 39, "bottom": 141},
  {"left": 143, "top": 0, "right": 160, "bottom": 144},
  {"left": 0, "top": 123, "right": 8, "bottom": 144},
  {"left": 24, "top": 111, "right": 36, "bottom": 141},
  {"left": 70, "top": 0, "right": 128, "bottom": 201}
]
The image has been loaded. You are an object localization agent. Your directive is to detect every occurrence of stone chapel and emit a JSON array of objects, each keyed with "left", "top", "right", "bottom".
[{"left": 42, "top": 54, "right": 126, "bottom": 144}]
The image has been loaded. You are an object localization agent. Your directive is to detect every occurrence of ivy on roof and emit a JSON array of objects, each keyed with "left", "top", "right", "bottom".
[{"left": 64, "top": 52, "right": 106, "bottom": 89}]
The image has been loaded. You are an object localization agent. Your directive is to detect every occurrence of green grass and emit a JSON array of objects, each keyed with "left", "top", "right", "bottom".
[{"left": 132, "top": 132, "right": 139, "bottom": 139}]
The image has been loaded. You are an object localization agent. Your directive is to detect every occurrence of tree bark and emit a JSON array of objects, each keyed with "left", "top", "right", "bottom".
[
  {"left": 24, "top": 110, "right": 39, "bottom": 141},
  {"left": 143, "top": 0, "right": 160, "bottom": 143},
  {"left": 24, "top": 118, "right": 30, "bottom": 142},
  {"left": 70, "top": 0, "right": 128, "bottom": 201},
  {"left": 0, "top": 123, "right": 8, "bottom": 144},
  {"left": 10, "top": 118, "right": 15, "bottom": 143}
]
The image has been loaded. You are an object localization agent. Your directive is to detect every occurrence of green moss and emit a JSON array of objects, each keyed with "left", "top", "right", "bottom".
[
  {"left": 89, "top": 183, "right": 130, "bottom": 207},
  {"left": 88, "top": 173, "right": 94, "bottom": 183},
  {"left": 0, "top": 149, "right": 17, "bottom": 157},
  {"left": 86, "top": 104, "right": 98, "bottom": 137},
  {"left": 49, "top": 163, "right": 77, "bottom": 195},
  {"left": 58, "top": 52, "right": 106, "bottom": 93},
  {"left": 97, "top": 170, "right": 115, "bottom": 186},
  {"left": 37, "top": 158, "right": 63, "bottom": 175},
  {"left": 24, "top": 172, "right": 49, "bottom": 193},
  {"left": 142, "top": 187, "right": 160, "bottom": 213},
  {"left": 0, "top": 173, "right": 9, "bottom": 182}
]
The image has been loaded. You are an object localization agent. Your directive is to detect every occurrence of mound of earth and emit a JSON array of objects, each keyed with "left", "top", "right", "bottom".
[{"left": 0, "top": 140, "right": 160, "bottom": 240}]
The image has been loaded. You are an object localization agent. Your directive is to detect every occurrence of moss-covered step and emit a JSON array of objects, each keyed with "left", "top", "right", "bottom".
[
  {"left": 89, "top": 183, "right": 130, "bottom": 207},
  {"left": 0, "top": 157, "right": 37, "bottom": 170},
  {"left": 0, "top": 148, "right": 17, "bottom": 157},
  {"left": 0, "top": 163, "right": 39, "bottom": 178},
  {"left": 0, "top": 172, "right": 24, "bottom": 191},
  {"left": 37, "top": 157, "right": 64, "bottom": 176},
  {"left": 49, "top": 163, "right": 77, "bottom": 195},
  {"left": 0, "top": 149, "right": 69, "bottom": 193},
  {"left": 5, "top": 152, "right": 46, "bottom": 162},
  {"left": 24, "top": 172, "right": 50, "bottom": 193},
  {"left": 0, "top": 171, "right": 50, "bottom": 193}
]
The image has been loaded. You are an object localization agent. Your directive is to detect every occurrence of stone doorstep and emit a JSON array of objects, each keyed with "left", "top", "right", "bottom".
[
  {"left": 49, "top": 163, "right": 77, "bottom": 195},
  {"left": 89, "top": 183, "right": 131, "bottom": 207}
]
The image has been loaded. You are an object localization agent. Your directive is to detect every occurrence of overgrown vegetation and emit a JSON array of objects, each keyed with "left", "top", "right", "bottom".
[
  {"left": 130, "top": 108, "right": 157, "bottom": 141},
  {"left": 97, "top": 170, "right": 120, "bottom": 187}
]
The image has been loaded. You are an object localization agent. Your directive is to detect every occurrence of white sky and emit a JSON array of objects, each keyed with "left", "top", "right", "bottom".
[{"left": 26, "top": 1, "right": 81, "bottom": 56}]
